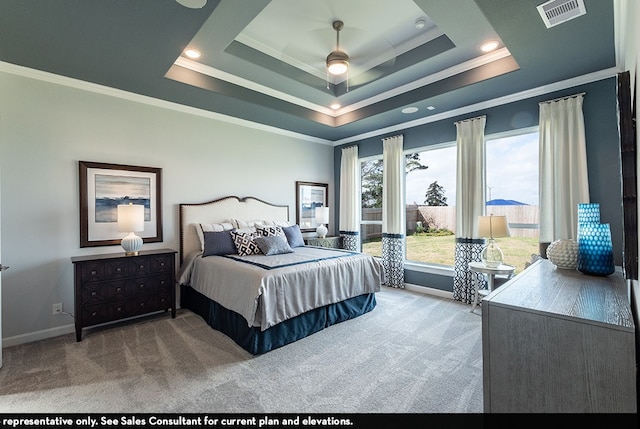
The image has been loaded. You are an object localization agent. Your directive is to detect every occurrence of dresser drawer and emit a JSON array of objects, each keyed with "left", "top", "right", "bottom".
[
  {"left": 129, "top": 291, "right": 172, "bottom": 316},
  {"left": 81, "top": 279, "right": 131, "bottom": 305},
  {"left": 130, "top": 273, "right": 172, "bottom": 297},
  {"left": 79, "top": 258, "right": 130, "bottom": 283},
  {"left": 82, "top": 300, "right": 132, "bottom": 326}
]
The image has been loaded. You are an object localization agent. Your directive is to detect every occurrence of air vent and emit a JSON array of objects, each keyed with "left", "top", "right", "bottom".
[{"left": 537, "top": 0, "right": 586, "bottom": 28}]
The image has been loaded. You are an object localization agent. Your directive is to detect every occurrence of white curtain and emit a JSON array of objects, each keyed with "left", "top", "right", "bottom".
[
  {"left": 339, "top": 145, "right": 361, "bottom": 251},
  {"left": 453, "top": 116, "right": 486, "bottom": 303},
  {"left": 382, "top": 135, "right": 405, "bottom": 287},
  {"left": 539, "top": 94, "right": 589, "bottom": 244}
]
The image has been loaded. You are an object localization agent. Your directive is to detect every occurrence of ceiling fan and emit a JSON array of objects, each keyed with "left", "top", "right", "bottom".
[
  {"left": 323, "top": 20, "right": 397, "bottom": 93},
  {"left": 326, "top": 20, "right": 349, "bottom": 77}
]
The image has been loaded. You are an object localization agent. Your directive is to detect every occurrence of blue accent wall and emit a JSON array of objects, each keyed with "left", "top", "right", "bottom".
[{"left": 334, "top": 77, "right": 622, "bottom": 292}]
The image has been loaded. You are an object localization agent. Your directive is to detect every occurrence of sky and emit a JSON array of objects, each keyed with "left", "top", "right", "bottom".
[{"left": 405, "top": 131, "right": 539, "bottom": 206}]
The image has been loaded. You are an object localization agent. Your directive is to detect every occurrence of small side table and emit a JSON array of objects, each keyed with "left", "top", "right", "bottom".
[
  {"left": 468, "top": 261, "right": 515, "bottom": 313},
  {"left": 304, "top": 236, "right": 341, "bottom": 248}
]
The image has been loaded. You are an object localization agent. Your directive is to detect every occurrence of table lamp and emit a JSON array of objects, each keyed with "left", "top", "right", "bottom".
[
  {"left": 477, "top": 214, "right": 510, "bottom": 268},
  {"left": 315, "top": 206, "right": 329, "bottom": 238},
  {"left": 117, "top": 203, "right": 144, "bottom": 256}
]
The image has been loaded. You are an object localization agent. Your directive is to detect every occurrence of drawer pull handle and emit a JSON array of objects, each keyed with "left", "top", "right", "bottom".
[
  {"left": 90, "top": 270, "right": 97, "bottom": 275},
  {"left": 91, "top": 311, "right": 97, "bottom": 316},
  {"left": 116, "top": 267, "right": 122, "bottom": 272},
  {"left": 160, "top": 262, "right": 165, "bottom": 267},
  {"left": 140, "top": 303, "right": 145, "bottom": 307},
  {"left": 160, "top": 280, "right": 165, "bottom": 285},
  {"left": 116, "top": 307, "right": 122, "bottom": 312},
  {"left": 91, "top": 291, "right": 96, "bottom": 296},
  {"left": 116, "top": 287, "right": 122, "bottom": 292},
  {"left": 139, "top": 264, "right": 144, "bottom": 269}
]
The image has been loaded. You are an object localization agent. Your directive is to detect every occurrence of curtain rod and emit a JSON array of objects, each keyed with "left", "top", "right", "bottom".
[
  {"left": 539, "top": 92, "right": 585, "bottom": 105},
  {"left": 454, "top": 115, "right": 486, "bottom": 125}
]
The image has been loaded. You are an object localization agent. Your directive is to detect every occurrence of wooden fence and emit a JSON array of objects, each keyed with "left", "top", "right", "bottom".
[{"left": 362, "top": 205, "right": 539, "bottom": 240}]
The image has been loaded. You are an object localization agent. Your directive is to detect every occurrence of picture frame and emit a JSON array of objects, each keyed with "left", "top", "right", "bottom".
[
  {"left": 296, "top": 181, "right": 328, "bottom": 232},
  {"left": 79, "top": 161, "right": 163, "bottom": 247}
]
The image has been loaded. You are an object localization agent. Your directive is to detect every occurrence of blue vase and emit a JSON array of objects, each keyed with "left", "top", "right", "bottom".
[
  {"left": 576, "top": 222, "right": 615, "bottom": 276},
  {"left": 577, "top": 203, "right": 601, "bottom": 225}
]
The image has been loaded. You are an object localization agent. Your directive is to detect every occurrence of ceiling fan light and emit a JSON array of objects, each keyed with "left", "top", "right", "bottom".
[{"left": 326, "top": 51, "right": 349, "bottom": 75}]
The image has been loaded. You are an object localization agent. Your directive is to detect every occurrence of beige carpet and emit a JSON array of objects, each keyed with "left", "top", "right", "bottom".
[{"left": 0, "top": 287, "right": 483, "bottom": 414}]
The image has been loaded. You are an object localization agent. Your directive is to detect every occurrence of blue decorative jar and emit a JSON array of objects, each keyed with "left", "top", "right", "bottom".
[
  {"left": 576, "top": 222, "right": 615, "bottom": 276},
  {"left": 577, "top": 203, "right": 601, "bottom": 224}
]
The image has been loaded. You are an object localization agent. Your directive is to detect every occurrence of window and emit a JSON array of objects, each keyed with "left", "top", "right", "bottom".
[
  {"left": 485, "top": 130, "right": 539, "bottom": 272},
  {"left": 360, "top": 129, "right": 539, "bottom": 272},
  {"left": 405, "top": 144, "right": 457, "bottom": 267},
  {"left": 361, "top": 157, "right": 383, "bottom": 257},
  {"left": 403, "top": 129, "right": 540, "bottom": 272}
]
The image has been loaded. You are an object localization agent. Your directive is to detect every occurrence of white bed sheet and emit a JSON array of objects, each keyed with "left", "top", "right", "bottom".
[{"left": 178, "top": 246, "right": 383, "bottom": 330}]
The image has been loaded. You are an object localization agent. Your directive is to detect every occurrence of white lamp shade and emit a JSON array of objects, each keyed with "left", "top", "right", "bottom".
[
  {"left": 316, "top": 206, "right": 330, "bottom": 224},
  {"left": 477, "top": 215, "right": 510, "bottom": 239},
  {"left": 117, "top": 204, "right": 145, "bottom": 232}
]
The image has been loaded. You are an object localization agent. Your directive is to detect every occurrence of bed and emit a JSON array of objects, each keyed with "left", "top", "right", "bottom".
[{"left": 177, "top": 196, "right": 383, "bottom": 354}]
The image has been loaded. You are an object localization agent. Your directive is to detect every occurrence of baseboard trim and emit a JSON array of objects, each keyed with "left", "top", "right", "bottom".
[
  {"left": 3, "top": 323, "right": 75, "bottom": 348},
  {"left": 404, "top": 283, "right": 454, "bottom": 300}
]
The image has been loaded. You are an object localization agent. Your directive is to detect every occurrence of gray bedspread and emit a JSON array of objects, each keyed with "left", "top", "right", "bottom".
[{"left": 178, "top": 246, "right": 383, "bottom": 330}]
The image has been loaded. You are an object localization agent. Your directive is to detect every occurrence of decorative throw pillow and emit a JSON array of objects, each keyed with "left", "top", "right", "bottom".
[
  {"left": 196, "top": 222, "right": 234, "bottom": 251},
  {"left": 254, "top": 236, "right": 293, "bottom": 256},
  {"left": 282, "top": 224, "right": 305, "bottom": 248},
  {"left": 202, "top": 230, "right": 237, "bottom": 257},
  {"left": 255, "top": 224, "right": 285, "bottom": 238},
  {"left": 230, "top": 230, "right": 262, "bottom": 256}
]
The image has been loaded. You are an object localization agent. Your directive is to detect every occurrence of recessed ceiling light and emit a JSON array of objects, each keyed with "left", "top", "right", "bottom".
[
  {"left": 402, "top": 107, "right": 419, "bottom": 114},
  {"left": 331, "top": 103, "right": 341, "bottom": 110},
  {"left": 427, "top": 106, "right": 435, "bottom": 110},
  {"left": 480, "top": 40, "right": 500, "bottom": 52},
  {"left": 175, "top": 0, "right": 207, "bottom": 8},
  {"left": 415, "top": 18, "right": 426, "bottom": 29},
  {"left": 184, "top": 48, "right": 201, "bottom": 59}
]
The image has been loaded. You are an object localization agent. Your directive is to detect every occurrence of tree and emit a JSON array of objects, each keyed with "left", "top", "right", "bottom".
[
  {"left": 424, "top": 181, "right": 448, "bottom": 206},
  {"left": 361, "top": 154, "right": 428, "bottom": 208}
]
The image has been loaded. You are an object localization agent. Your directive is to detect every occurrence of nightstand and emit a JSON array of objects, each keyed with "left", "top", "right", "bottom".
[
  {"left": 468, "top": 261, "right": 514, "bottom": 313},
  {"left": 304, "top": 236, "right": 341, "bottom": 248},
  {"left": 71, "top": 248, "right": 177, "bottom": 341}
]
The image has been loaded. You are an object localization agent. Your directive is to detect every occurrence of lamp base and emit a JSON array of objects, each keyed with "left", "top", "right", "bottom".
[
  {"left": 121, "top": 232, "right": 143, "bottom": 256},
  {"left": 481, "top": 238, "right": 503, "bottom": 268},
  {"left": 316, "top": 224, "right": 328, "bottom": 239}
]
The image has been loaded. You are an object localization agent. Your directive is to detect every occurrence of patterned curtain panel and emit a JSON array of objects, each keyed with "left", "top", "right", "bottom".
[
  {"left": 539, "top": 94, "right": 589, "bottom": 245},
  {"left": 454, "top": 238, "right": 486, "bottom": 303},
  {"left": 453, "top": 117, "right": 486, "bottom": 303},
  {"left": 382, "top": 135, "right": 405, "bottom": 288},
  {"left": 339, "top": 145, "right": 361, "bottom": 251}
]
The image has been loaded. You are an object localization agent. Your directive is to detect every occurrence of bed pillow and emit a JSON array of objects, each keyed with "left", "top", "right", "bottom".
[
  {"left": 254, "top": 235, "right": 294, "bottom": 256},
  {"left": 196, "top": 222, "right": 234, "bottom": 251},
  {"left": 282, "top": 224, "right": 305, "bottom": 248},
  {"left": 233, "top": 219, "right": 265, "bottom": 229},
  {"left": 255, "top": 224, "right": 286, "bottom": 238},
  {"left": 202, "top": 230, "right": 237, "bottom": 257},
  {"left": 230, "top": 230, "right": 262, "bottom": 256}
]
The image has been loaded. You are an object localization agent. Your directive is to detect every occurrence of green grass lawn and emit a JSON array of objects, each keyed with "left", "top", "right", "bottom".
[{"left": 363, "top": 234, "right": 539, "bottom": 274}]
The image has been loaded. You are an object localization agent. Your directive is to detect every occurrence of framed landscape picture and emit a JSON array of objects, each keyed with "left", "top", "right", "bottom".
[
  {"left": 79, "top": 161, "right": 163, "bottom": 247},
  {"left": 296, "top": 181, "right": 328, "bottom": 232}
]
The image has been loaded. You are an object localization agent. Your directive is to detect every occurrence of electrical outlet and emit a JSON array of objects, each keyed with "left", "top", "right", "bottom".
[{"left": 53, "top": 303, "right": 63, "bottom": 315}]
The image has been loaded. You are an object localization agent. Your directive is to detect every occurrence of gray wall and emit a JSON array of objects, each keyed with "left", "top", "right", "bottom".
[
  {"left": 334, "top": 77, "right": 623, "bottom": 292},
  {"left": 0, "top": 70, "right": 334, "bottom": 345}
]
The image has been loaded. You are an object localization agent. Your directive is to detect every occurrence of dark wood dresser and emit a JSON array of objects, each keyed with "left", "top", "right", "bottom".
[{"left": 71, "top": 248, "right": 177, "bottom": 341}]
